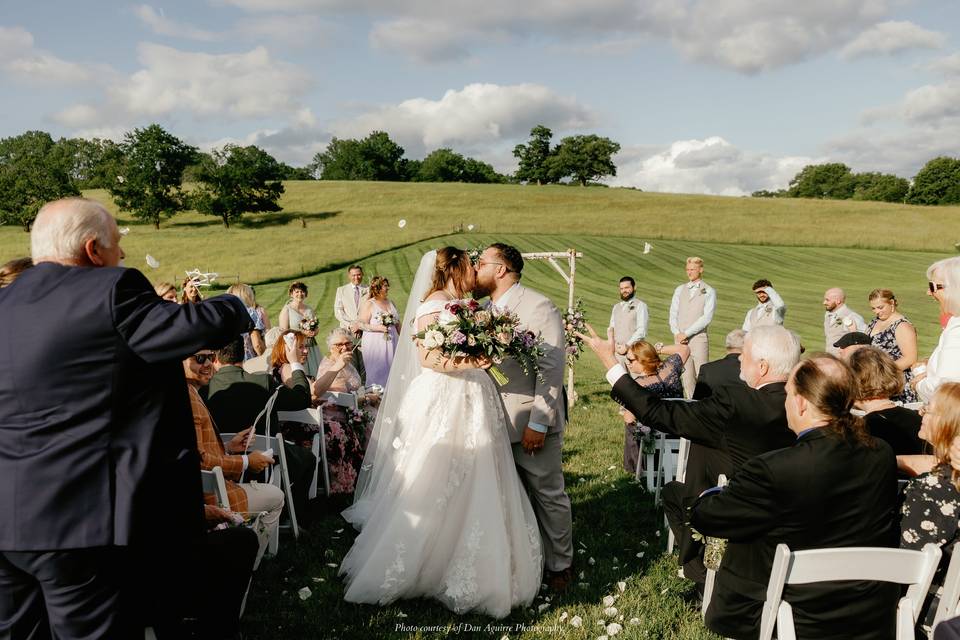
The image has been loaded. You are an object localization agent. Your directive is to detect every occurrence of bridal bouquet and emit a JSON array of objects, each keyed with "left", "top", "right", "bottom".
[
  {"left": 415, "top": 299, "right": 543, "bottom": 386},
  {"left": 380, "top": 313, "right": 397, "bottom": 341},
  {"left": 562, "top": 298, "right": 587, "bottom": 368}
]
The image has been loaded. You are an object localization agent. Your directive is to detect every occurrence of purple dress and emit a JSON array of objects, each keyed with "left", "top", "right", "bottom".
[{"left": 360, "top": 301, "right": 399, "bottom": 389}]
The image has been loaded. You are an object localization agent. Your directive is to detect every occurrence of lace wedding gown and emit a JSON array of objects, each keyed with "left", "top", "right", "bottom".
[{"left": 339, "top": 299, "right": 543, "bottom": 618}]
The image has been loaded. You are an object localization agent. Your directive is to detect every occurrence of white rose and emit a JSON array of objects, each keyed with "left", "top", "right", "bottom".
[
  {"left": 422, "top": 330, "right": 444, "bottom": 350},
  {"left": 438, "top": 309, "right": 456, "bottom": 324},
  {"left": 467, "top": 335, "right": 477, "bottom": 347},
  {"left": 842, "top": 316, "right": 854, "bottom": 327},
  {"left": 475, "top": 310, "right": 492, "bottom": 326}
]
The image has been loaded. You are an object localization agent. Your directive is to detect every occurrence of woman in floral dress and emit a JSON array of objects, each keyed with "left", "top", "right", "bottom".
[
  {"left": 867, "top": 288, "right": 919, "bottom": 403},
  {"left": 900, "top": 381, "right": 960, "bottom": 636}
]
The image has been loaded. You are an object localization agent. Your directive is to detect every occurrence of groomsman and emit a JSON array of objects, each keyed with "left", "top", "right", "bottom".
[
  {"left": 822, "top": 287, "right": 867, "bottom": 355},
  {"left": 609, "top": 276, "right": 648, "bottom": 365},
  {"left": 669, "top": 257, "right": 716, "bottom": 397},
  {"left": 742, "top": 279, "right": 786, "bottom": 332},
  {"left": 334, "top": 265, "right": 368, "bottom": 334}
]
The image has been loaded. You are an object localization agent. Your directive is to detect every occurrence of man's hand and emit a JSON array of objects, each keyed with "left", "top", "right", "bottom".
[
  {"left": 349, "top": 321, "right": 360, "bottom": 334},
  {"left": 521, "top": 426, "right": 547, "bottom": 455},
  {"left": 204, "top": 504, "right": 236, "bottom": 524},
  {"left": 226, "top": 427, "right": 253, "bottom": 454},
  {"left": 248, "top": 450, "right": 275, "bottom": 473},
  {"left": 475, "top": 354, "right": 493, "bottom": 370},
  {"left": 576, "top": 324, "right": 619, "bottom": 371},
  {"left": 675, "top": 332, "right": 688, "bottom": 344}
]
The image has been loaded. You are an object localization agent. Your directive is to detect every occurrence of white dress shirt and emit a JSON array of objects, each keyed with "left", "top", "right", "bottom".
[
  {"left": 668, "top": 280, "right": 717, "bottom": 336},
  {"left": 608, "top": 297, "right": 649, "bottom": 345}
]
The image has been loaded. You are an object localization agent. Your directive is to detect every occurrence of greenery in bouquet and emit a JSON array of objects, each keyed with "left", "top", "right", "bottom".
[
  {"left": 562, "top": 298, "right": 587, "bottom": 367},
  {"left": 632, "top": 423, "right": 658, "bottom": 455},
  {"left": 690, "top": 527, "right": 727, "bottom": 571},
  {"left": 379, "top": 313, "right": 397, "bottom": 341}
]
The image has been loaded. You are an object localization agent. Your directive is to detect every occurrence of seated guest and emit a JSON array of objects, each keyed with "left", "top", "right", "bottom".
[
  {"left": 184, "top": 349, "right": 283, "bottom": 567},
  {"left": 206, "top": 337, "right": 317, "bottom": 517},
  {"left": 579, "top": 324, "right": 799, "bottom": 584},
  {"left": 690, "top": 355, "right": 899, "bottom": 640},
  {"left": 0, "top": 256, "right": 33, "bottom": 288},
  {"left": 915, "top": 257, "right": 960, "bottom": 401},
  {"left": 901, "top": 382, "right": 960, "bottom": 637},
  {"left": 693, "top": 328, "right": 746, "bottom": 400},
  {"left": 850, "top": 346, "right": 923, "bottom": 457},
  {"left": 244, "top": 326, "right": 282, "bottom": 374},
  {"left": 154, "top": 281, "right": 178, "bottom": 302},
  {"left": 835, "top": 331, "right": 873, "bottom": 359},
  {"left": 620, "top": 339, "right": 689, "bottom": 474}
]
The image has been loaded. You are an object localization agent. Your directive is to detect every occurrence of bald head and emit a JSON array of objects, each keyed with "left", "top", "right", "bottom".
[
  {"left": 31, "top": 198, "right": 123, "bottom": 267},
  {"left": 822, "top": 287, "right": 846, "bottom": 311}
]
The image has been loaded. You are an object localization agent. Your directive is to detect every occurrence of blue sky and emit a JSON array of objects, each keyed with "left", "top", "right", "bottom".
[{"left": 2, "top": 0, "right": 959, "bottom": 194}]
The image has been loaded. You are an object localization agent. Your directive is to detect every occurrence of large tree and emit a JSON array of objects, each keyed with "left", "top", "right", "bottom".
[
  {"left": 109, "top": 125, "right": 197, "bottom": 229},
  {"left": 513, "top": 125, "right": 554, "bottom": 185},
  {"left": 190, "top": 144, "right": 286, "bottom": 228},
  {"left": 851, "top": 172, "right": 909, "bottom": 203},
  {"left": 787, "top": 163, "right": 855, "bottom": 199},
  {"left": 0, "top": 131, "right": 79, "bottom": 231},
  {"left": 547, "top": 134, "right": 620, "bottom": 186},
  {"left": 311, "top": 131, "right": 407, "bottom": 181},
  {"left": 56, "top": 137, "right": 124, "bottom": 189},
  {"left": 907, "top": 156, "right": 960, "bottom": 205}
]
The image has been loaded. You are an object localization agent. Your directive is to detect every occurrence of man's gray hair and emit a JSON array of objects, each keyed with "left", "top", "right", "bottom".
[
  {"left": 725, "top": 329, "right": 746, "bottom": 351},
  {"left": 746, "top": 325, "right": 801, "bottom": 378},
  {"left": 31, "top": 198, "right": 115, "bottom": 263},
  {"left": 326, "top": 327, "right": 353, "bottom": 349}
]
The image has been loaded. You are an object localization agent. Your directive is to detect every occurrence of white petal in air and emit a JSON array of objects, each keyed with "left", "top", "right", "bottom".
[
  {"left": 392, "top": 437, "right": 403, "bottom": 449},
  {"left": 643, "top": 242, "right": 652, "bottom": 254},
  {"left": 145, "top": 254, "right": 160, "bottom": 269},
  {"left": 467, "top": 224, "right": 475, "bottom": 231},
  {"left": 398, "top": 219, "right": 407, "bottom": 228},
  {"left": 119, "top": 227, "right": 130, "bottom": 236}
]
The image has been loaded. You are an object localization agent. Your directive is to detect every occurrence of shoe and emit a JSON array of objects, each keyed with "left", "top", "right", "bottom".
[{"left": 544, "top": 566, "right": 574, "bottom": 593}]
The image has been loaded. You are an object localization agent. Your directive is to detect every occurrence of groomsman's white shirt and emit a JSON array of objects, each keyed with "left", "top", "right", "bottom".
[
  {"left": 608, "top": 297, "right": 648, "bottom": 345},
  {"left": 669, "top": 280, "right": 716, "bottom": 336},
  {"left": 334, "top": 283, "right": 369, "bottom": 330},
  {"left": 742, "top": 286, "right": 786, "bottom": 332}
]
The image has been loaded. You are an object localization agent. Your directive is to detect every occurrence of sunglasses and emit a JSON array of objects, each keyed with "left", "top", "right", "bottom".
[
  {"left": 929, "top": 282, "right": 946, "bottom": 294},
  {"left": 192, "top": 353, "right": 213, "bottom": 365}
]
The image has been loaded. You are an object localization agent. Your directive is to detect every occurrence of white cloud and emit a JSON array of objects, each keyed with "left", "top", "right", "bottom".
[
  {"left": 839, "top": 21, "right": 944, "bottom": 59},
  {"left": 927, "top": 53, "right": 960, "bottom": 77},
  {"left": 330, "top": 82, "right": 595, "bottom": 157},
  {"left": 369, "top": 19, "right": 474, "bottom": 63},
  {"left": 233, "top": 14, "right": 333, "bottom": 47},
  {"left": 0, "top": 25, "right": 102, "bottom": 85},
  {"left": 134, "top": 5, "right": 219, "bottom": 42},
  {"left": 609, "top": 137, "right": 813, "bottom": 196}
]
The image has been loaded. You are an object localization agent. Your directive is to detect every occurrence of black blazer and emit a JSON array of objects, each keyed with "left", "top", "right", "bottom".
[
  {"left": 0, "top": 263, "right": 251, "bottom": 551},
  {"left": 611, "top": 374, "right": 795, "bottom": 487},
  {"left": 690, "top": 428, "right": 899, "bottom": 640},
  {"left": 693, "top": 352, "right": 745, "bottom": 400},
  {"left": 204, "top": 365, "right": 312, "bottom": 434}
]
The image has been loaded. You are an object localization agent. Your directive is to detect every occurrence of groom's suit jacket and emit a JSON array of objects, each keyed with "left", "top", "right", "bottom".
[
  {"left": 334, "top": 283, "right": 369, "bottom": 330},
  {"left": 495, "top": 283, "right": 567, "bottom": 443}
]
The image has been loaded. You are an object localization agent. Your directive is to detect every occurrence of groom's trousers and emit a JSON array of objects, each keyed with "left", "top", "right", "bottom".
[{"left": 512, "top": 432, "right": 573, "bottom": 572}]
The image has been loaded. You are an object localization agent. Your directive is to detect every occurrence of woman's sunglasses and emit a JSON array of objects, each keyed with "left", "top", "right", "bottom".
[
  {"left": 929, "top": 282, "right": 946, "bottom": 294},
  {"left": 192, "top": 353, "right": 213, "bottom": 365}
]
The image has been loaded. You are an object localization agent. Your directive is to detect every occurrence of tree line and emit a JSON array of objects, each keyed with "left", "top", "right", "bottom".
[
  {"left": 753, "top": 158, "right": 960, "bottom": 205},
  {"left": 0, "top": 124, "right": 622, "bottom": 231}
]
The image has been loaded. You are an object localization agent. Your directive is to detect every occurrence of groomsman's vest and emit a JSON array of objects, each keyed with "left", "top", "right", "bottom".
[
  {"left": 678, "top": 282, "right": 709, "bottom": 337},
  {"left": 612, "top": 300, "right": 640, "bottom": 344},
  {"left": 746, "top": 304, "right": 779, "bottom": 330},
  {"left": 824, "top": 306, "right": 857, "bottom": 354}
]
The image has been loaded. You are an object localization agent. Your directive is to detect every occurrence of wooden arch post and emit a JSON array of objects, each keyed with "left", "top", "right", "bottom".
[{"left": 521, "top": 249, "right": 583, "bottom": 409}]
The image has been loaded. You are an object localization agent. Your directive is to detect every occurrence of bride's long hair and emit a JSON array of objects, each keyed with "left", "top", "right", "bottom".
[{"left": 424, "top": 247, "right": 472, "bottom": 299}]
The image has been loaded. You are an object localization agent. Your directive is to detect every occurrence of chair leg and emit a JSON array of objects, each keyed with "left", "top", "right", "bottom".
[{"left": 319, "top": 423, "right": 331, "bottom": 497}]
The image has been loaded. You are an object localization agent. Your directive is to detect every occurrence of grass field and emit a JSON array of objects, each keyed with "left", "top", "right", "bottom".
[{"left": 2, "top": 181, "right": 954, "bottom": 638}]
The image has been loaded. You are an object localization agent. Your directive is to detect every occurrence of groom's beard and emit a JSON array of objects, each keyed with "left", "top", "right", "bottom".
[{"left": 472, "top": 276, "right": 493, "bottom": 299}]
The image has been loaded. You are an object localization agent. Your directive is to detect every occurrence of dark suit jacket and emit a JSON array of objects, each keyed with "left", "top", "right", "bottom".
[
  {"left": 204, "top": 364, "right": 311, "bottom": 434},
  {"left": 611, "top": 375, "right": 794, "bottom": 490},
  {"left": 693, "top": 352, "right": 745, "bottom": 400},
  {"left": 0, "top": 263, "right": 251, "bottom": 551},
  {"left": 690, "top": 429, "right": 899, "bottom": 640}
]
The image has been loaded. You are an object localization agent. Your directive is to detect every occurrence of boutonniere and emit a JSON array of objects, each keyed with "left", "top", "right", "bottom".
[
  {"left": 628, "top": 302, "right": 636, "bottom": 311},
  {"left": 830, "top": 315, "right": 843, "bottom": 327},
  {"left": 699, "top": 285, "right": 706, "bottom": 295}
]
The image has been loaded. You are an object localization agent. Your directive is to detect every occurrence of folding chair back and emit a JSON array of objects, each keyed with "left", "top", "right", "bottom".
[
  {"left": 201, "top": 466, "right": 230, "bottom": 509},
  {"left": 276, "top": 407, "right": 329, "bottom": 499},
  {"left": 758, "top": 543, "right": 941, "bottom": 640},
  {"left": 321, "top": 390, "right": 358, "bottom": 410},
  {"left": 934, "top": 546, "right": 960, "bottom": 628},
  {"left": 701, "top": 473, "right": 728, "bottom": 618}
]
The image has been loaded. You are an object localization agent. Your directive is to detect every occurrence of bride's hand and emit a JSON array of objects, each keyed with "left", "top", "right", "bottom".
[{"left": 474, "top": 354, "right": 493, "bottom": 370}]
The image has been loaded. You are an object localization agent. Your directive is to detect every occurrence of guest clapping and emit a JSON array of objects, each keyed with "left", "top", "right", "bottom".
[
  {"left": 358, "top": 276, "right": 399, "bottom": 389},
  {"left": 867, "top": 288, "right": 918, "bottom": 403},
  {"left": 914, "top": 257, "right": 960, "bottom": 401},
  {"left": 900, "top": 382, "right": 960, "bottom": 636},
  {"left": 849, "top": 347, "right": 923, "bottom": 456}
]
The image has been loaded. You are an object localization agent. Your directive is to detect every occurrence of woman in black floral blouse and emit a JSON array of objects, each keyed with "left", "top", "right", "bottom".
[{"left": 900, "top": 381, "right": 960, "bottom": 636}]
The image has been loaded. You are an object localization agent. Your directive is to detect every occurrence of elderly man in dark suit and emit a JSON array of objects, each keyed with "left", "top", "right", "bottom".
[
  {"left": 205, "top": 337, "right": 317, "bottom": 516},
  {"left": 690, "top": 355, "right": 899, "bottom": 640},
  {"left": 579, "top": 324, "right": 800, "bottom": 585},
  {"left": 692, "top": 328, "right": 746, "bottom": 400},
  {"left": 0, "top": 198, "right": 251, "bottom": 638}
]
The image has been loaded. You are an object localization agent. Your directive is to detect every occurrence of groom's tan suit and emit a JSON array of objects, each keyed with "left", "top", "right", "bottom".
[{"left": 495, "top": 283, "right": 573, "bottom": 572}]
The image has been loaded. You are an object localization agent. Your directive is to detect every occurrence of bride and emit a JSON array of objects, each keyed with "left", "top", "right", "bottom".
[{"left": 339, "top": 247, "right": 543, "bottom": 618}]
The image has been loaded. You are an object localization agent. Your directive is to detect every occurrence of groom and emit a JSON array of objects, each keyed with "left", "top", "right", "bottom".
[{"left": 474, "top": 243, "right": 574, "bottom": 591}]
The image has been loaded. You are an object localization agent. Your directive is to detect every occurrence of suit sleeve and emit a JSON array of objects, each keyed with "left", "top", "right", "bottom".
[
  {"left": 112, "top": 269, "right": 252, "bottom": 364},
  {"left": 669, "top": 286, "right": 681, "bottom": 335},
  {"left": 689, "top": 455, "right": 781, "bottom": 542},
  {"left": 529, "top": 298, "right": 566, "bottom": 428},
  {"left": 272, "top": 369, "right": 312, "bottom": 411},
  {"left": 334, "top": 286, "right": 349, "bottom": 326},
  {"left": 611, "top": 374, "right": 731, "bottom": 449}
]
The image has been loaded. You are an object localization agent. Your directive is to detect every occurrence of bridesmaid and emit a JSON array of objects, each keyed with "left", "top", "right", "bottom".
[
  {"left": 279, "top": 280, "right": 321, "bottom": 376},
  {"left": 866, "top": 288, "right": 918, "bottom": 403},
  {"left": 357, "top": 276, "right": 399, "bottom": 389}
]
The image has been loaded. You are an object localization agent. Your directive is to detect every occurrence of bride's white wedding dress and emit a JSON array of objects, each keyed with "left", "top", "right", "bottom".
[{"left": 339, "top": 298, "right": 543, "bottom": 618}]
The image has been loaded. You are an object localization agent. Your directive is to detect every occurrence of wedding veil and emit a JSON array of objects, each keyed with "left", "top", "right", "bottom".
[{"left": 343, "top": 249, "right": 437, "bottom": 529}]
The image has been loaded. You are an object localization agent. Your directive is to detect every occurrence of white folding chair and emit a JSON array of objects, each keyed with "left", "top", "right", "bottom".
[
  {"left": 758, "top": 543, "right": 941, "bottom": 640},
  {"left": 321, "top": 390, "right": 358, "bottom": 410},
  {"left": 934, "top": 546, "right": 960, "bottom": 629},
  {"left": 701, "top": 473, "right": 729, "bottom": 618},
  {"left": 666, "top": 437, "right": 690, "bottom": 554},
  {"left": 276, "top": 407, "right": 330, "bottom": 500},
  {"left": 201, "top": 466, "right": 230, "bottom": 509}
]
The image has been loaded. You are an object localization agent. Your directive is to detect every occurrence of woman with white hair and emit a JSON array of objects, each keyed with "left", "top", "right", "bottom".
[{"left": 913, "top": 257, "right": 960, "bottom": 401}]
